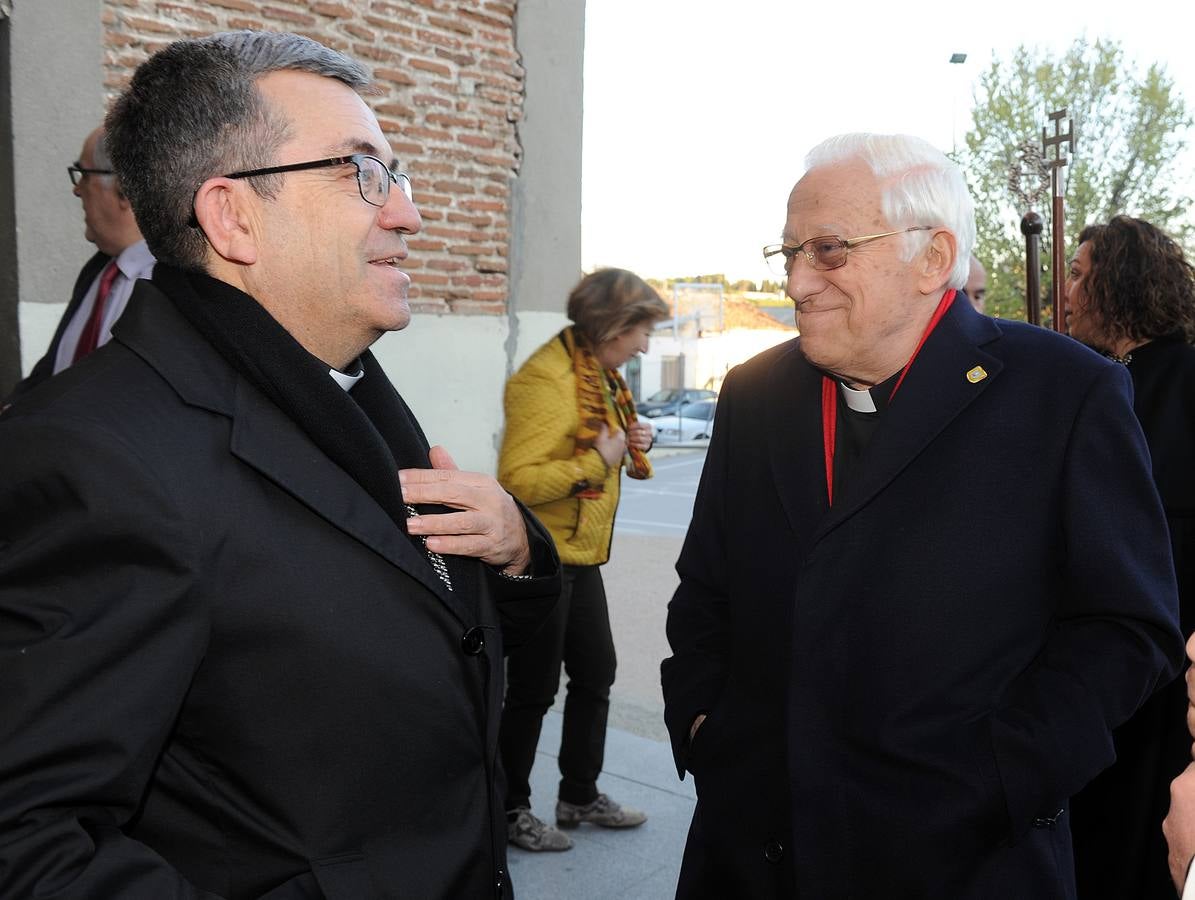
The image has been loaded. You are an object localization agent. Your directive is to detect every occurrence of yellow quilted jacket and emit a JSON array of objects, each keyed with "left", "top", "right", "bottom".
[{"left": 498, "top": 332, "right": 621, "bottom": 566}]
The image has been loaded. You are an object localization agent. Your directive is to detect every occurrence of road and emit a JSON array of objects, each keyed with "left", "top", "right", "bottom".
[{"left": 613, "top": 448, "right": 706, "bottom": 538}]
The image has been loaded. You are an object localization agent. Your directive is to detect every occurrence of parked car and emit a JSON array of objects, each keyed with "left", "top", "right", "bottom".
[
  {"left": 636, "top": 388, "right": 717, "bottom": 419},
  {"left": 652, "top": 399, "right": 717, "bottom": 443}
]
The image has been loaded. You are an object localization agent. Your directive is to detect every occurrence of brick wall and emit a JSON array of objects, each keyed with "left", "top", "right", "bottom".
[{"left": 101, "top": 0, "right": 523, "bottom": 314}]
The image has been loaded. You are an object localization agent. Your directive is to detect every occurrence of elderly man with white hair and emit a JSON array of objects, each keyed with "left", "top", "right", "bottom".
[{"left": 661, "top": 133, "right": 1181, "bottom": 899}]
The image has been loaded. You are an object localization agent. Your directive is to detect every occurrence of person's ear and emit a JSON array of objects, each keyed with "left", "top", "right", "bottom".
[
  {"left": 916, "top": 228, "right": 957, "bottom": 295},
  {"left": 193, "top": 177, "right": 259, "bottom": 265}
]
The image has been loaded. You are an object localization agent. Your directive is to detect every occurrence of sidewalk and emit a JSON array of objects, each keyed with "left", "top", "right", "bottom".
[
  {"left": 508, "top": 454, "right": 699, "bottom": 898},
  {"left": 507, "top": 710, "right": 695, "bottom": 899}
]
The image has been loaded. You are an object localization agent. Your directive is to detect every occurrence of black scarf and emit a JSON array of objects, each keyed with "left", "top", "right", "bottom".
[{"left": 153, "top": 263, "right": 471, "bottom": 596}]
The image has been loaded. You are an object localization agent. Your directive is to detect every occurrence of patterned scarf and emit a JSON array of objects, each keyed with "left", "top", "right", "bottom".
[{"left": 561, "top": 326, "right": 652, "bottom": 499}]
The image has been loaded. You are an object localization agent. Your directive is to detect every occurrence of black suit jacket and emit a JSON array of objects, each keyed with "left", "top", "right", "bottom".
[
  {"left": 0, "top": 280, "right": 560, "bottom": 899},
  {"left": 5, "top": 250, "right": 110, "bottom": 403},
  {"left": 662, "top": 298, "right": 1182, "bottom": 899}
]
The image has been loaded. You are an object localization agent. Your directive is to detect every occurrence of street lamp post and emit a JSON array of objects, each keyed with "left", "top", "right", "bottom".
[{"left": 949, "top": 52, "right": 967, "bottom": 155}]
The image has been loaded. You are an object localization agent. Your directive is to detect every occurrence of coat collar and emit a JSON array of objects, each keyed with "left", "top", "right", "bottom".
[
  {"left": 768, "top": 298, "right": 1006, "bottom": 547},
  {"left": 113, "top": 280, "right": 475, "bottom": 624}
]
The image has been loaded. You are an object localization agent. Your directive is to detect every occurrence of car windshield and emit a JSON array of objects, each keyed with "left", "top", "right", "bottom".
[{"left": 646, "top": 389, "right": 680, "bottom": 403}]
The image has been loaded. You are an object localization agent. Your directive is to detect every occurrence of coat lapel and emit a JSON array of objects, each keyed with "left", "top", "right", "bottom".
[
  {"left": 768, "top": 343, "right": 831, "bottom": 549},
  {"left": 115, "top": 282, "right": 475, "bottom": 626},
  {"left": 228, "top": 380, "right": 475, "bottom": 623},
  {"left": 813, "top": 302, "right": 1004, "bottom": 544},
  {"left": 39, "top": 252, "right": 110, "bottom": 373}
]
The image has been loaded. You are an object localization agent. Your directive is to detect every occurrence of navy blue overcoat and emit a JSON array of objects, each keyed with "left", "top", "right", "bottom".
[{"left": 663, "top": 297, "right": 1183, "bottom": 899}]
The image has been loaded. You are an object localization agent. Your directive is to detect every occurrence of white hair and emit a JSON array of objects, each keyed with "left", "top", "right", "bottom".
[{"left": 804, "top": 133, "right": 976, "bottom": 289}]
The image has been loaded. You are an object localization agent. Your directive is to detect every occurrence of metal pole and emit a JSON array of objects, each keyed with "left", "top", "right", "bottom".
[
  {"left": 1042, "top": 109, "right": 1074, "bottom": 332},
  {"left": 1051, "top": 188, "right": 1065, "bottom": 331},
  {"left": 1021, "top": 211, "right": 1044, "bottom": 326}
]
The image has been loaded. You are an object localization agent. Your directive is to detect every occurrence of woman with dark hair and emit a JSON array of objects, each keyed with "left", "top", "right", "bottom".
[
  {"left": 1066, "top": 215, "right": 1195, "bottom": 899},
  {"left": 496, "top": 268, "right": 670, "bottom": 852}
]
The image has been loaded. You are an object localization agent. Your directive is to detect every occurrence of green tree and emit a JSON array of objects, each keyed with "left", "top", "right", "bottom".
[{"left": 958, "top": 39, "right": 1192, "bottom": 322}]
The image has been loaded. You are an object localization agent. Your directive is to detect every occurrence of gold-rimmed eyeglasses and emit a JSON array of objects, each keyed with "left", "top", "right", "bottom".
[{"left": 762, "top": 226, "right": 936, "bottom": 276}]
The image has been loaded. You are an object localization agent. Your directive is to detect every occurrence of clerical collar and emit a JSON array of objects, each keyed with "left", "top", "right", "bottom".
[
  {"left": 837, "top": 369, "right": 903, "bottom": 416},
  {"left": 328, "top": 366, "right": 364, "bottom": 391},
  {"left": 840, "top": 383, "right": 877, "bottom": 413}
]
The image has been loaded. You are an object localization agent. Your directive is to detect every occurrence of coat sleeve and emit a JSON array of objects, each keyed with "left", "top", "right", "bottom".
[
  {"left": 497, "top": 363, "right": 610, "bottom": 507},
  {"left": 660, "top": 366, "right": 737, "bottom": 778},
  {"left": 986, "top": 362, "right": 1184, "bottom": 837},
  {"left": 0, "top": 416, "right": 222, "bottom": 898},
  {"left": 487, "top": 498, "right": 562, "bottom": 653}
]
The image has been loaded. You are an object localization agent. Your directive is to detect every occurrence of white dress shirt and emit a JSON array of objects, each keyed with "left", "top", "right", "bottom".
[{"left": 53, "top": 239, "right": 156, "bottom": 374}]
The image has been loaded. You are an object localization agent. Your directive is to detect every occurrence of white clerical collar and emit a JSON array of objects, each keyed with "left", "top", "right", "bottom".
[
  {"left": 839, "top": 382, "right": 877, "bottom": 413},
  {"left": 328, "top": 367, "right": 364, "bottom": 391}
]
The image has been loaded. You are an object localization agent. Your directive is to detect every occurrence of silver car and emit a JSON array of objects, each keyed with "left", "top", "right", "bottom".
[{"left": 651, "top": 399, "right": 717, "bottom": 443}]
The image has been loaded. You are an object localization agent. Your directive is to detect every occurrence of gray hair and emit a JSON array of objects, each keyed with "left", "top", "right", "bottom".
[
  {"left": 804, "top": 133, "right": 976, "bottom": 290},
  {"left": 106, "top": 30, "right": 372, "bottom": 271},
  {"left": 89, "top": 129, "right": 119, "bottom": 192},
  {"left": 90, "top": 130, "right": 113, "bottom": 173}
]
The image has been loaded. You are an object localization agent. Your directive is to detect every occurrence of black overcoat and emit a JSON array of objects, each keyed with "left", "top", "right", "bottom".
[
  {"left": 0, "top": 281, "right": 560, "bottom": 898},
  {"left": 1071, "top": 335, "right": 1195, "bottom": 898}
]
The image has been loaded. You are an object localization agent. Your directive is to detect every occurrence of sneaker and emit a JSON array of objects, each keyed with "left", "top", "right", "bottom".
[
  {"left": 507, "top": 808, "right": 573, "bottom": 852},
  {"left": 555, "top": 793, "right": 647, "bottom": 829}
]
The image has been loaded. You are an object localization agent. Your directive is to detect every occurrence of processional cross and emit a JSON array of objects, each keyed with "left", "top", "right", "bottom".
[
  {"left": 1008, "top": 110, "right": 1074, "bottom": 327},
  {"left": 1008, "top": 142, "right": 1050, "bottom": 325},
  {"left": 1042, "top": 109, "right": 1075, "bottom": 331}
]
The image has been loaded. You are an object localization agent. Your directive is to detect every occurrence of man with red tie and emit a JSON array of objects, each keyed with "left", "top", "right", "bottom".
[{"left": 4, "top": 125, "right": 154, "bottom": 404}]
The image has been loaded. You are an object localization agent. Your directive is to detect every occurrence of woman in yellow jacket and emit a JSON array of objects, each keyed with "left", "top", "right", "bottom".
[{"left": 498, "top": 268, "right": 669, "bottom": 852}]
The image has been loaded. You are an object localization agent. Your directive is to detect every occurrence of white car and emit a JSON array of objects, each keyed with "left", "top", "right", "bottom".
[{"left": 651, "top": 399, "right": 717, "bottom": 443}]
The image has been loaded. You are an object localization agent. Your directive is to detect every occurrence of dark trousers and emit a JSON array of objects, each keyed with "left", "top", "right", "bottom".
[{"left": 500, "top": 563, "right": 617, "bottom": 809}]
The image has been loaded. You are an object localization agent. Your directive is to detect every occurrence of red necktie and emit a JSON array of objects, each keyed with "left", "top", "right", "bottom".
[{"left": 73, "top": 260, "right": 121, "bottom": 363}]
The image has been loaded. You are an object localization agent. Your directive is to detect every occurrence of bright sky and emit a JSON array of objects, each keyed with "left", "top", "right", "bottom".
[{"left": 581, "top": 0, "right": 1195, "bottom": 285}]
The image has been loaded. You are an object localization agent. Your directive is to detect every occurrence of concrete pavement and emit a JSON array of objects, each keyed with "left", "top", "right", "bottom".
[{"left": 506, "top": 709, "right": 695, "bottom": 899}]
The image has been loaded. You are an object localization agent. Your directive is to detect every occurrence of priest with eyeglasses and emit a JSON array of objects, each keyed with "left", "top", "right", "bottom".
[{"left": 661, "top": 132, "right": 1181, "bottom": 899}]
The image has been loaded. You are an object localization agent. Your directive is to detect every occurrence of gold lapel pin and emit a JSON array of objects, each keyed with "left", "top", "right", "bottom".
[{"left": 966, "top": 365, "right": 988, "bottom": 384}]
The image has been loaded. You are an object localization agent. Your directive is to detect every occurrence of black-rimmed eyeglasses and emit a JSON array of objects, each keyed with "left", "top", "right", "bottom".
[
  {"left": 223, "top": 154, "right": 413, "bottom": 209},
  {"left": 763, "top": 226, "right": 936, "bottom": 276},
  {"left": 68, "top": 165, "right": 114, "bottom": 187}
]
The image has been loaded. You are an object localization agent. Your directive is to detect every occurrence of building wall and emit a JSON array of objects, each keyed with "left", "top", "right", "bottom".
[
  {"left": 101, "top": 0, "right": 525, "bottom": 314},
  {"left": 506, "top": 0, "right": 583, "bottom": 372},
  {"left": 1, "top": 0, "right": 102, "bottom": 391},
  {"left": 641, "top": 329, "right": 798, "bottom": 398},
  {"left": 6, "top": 0, "right": 584, "bottom": 474}
]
